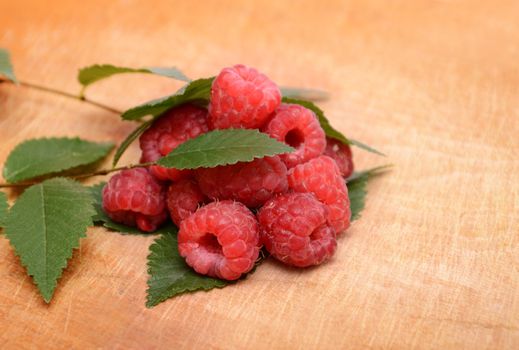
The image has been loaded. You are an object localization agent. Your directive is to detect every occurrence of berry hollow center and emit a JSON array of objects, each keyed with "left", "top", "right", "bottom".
[
  {"left": 199, "top": 233, "right": 223, "bottom": 254},
  {"left": 284, "top": 129, "right": 305, "bottom": 148}
]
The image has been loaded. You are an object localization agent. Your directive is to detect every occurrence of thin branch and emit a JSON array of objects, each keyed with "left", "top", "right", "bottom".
[
  {"left": 0, "top": 162, "right": 154, "bottom": 188},
  {"left": 0, "top": 79, "right": 122, "bottom": 114}
]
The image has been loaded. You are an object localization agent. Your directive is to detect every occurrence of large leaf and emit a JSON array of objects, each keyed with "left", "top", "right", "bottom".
[
  {"left": 88, "top": 182, "right": 172, "bottom": 235},
  {"left": 347, "top": 165, "right": 391, "bottom": 221},
  {"left": 158, "top": 129, "right": 293, "bottom": 170},
  {"left": 112, "top": 120, "right": 153, "bottom": 166},
  {"left": 3, "top": 137, "right": 113, "bottom": 183},
  {"left": 280, "top": 86, "right": 329, "bottom": 101},
  {"left": 146, "top": 232, "right": 227, "bottom": 308},
  {"left": 282, "top": 97, "right": 385, "bottom": 156},
  {"left": 0, "top": 48, "right": 17, "bottom": 83},
  {"left": 121, "top": 77, "right": 214, "bottom": 121},
  {"left": 0, "top": 191, "right": 7, "bottom": 228},
  {"left": 4, "top": 178, "right": 95, "bottom": 302},
  {"left": 78, "top": 64, "right": 190, "bottom": 90}
]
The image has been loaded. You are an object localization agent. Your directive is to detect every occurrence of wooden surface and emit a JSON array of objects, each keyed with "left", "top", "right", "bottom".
[{"left": 1, "top": 0, "right": 518, "bottom": 349}]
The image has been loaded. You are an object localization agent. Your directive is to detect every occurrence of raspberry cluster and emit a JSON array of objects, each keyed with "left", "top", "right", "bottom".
[{"left": 102, "top": 64, "right": 354, "bottom": 280}]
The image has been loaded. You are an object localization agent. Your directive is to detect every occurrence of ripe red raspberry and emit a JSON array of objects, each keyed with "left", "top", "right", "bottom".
[
  {"left": 102, "top": 168, "right": 167, "bottom": 232},
  {"left": 323, "top": 137, "right": 354, "bottom": 178},
  {"left": 287, "top": 155, "right": 351, "bottom": 234},
  {"left": 258, "top": 192, "right": 337, "bottom": 267},
  {"left": 209, "top": 64, "right": 281, "bottom": 129},
  {"left": 178, "top": 200, "right": 260, "bottom": 280},
  {"left": 195, "top": 156, "right": 288, "bottom": 208},
  {"left": 166, "top": 179, "right": 207, "bottom": 226},
  {"left": 264, "top": 103, "right": 326, "bottom": 168},
  {"left": 139, "top": 104, "right": 209, "bottom": 181}
]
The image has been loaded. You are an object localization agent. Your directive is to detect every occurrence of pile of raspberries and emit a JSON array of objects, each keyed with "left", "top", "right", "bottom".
[{"left": 102, "top": 64, "right": 354, "bottom": 280}]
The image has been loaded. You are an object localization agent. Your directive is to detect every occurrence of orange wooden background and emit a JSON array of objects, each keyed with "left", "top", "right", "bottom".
[{"left": 1, "top": 0, "right": 518, "bottom": 349}]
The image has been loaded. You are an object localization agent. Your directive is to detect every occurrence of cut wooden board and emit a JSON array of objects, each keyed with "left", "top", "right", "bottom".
[{"left": 0, "top": 0, "right": 518, "bottom": 349}]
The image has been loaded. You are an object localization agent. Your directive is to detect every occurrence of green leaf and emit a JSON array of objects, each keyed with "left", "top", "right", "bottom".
[
  {"left": 347, "top": 165, "right": 392, "bottom": 221},
  {"left": 4, "top": 178, "right": 95, "bottom": 302},
  {"left": 280, "top": 86, "right": 329, "bottom": 101},
  {"left": 78, "top": 64, "right": 190, "bottom": 89},
  {"left": 282, "top": 97, "right": 385, "bottom": 156},
  {"left": 0, "top": 192, "right": 8, "bottom": 228},
  {"left": 0, "top": 48, "right": 17, "bottom": 83},
  {"left": 3, "top": 137, "right": 114, "bottom": 183},
  {"left": 158, "top": 129, "right": 293, "bottom": 170},
  {"left": 146, "top": 232, "right": 227, "bottom": 307},
  {"left": 112, "top": 120, "right": 153, "bottom": 166},
  {"left": 121, "top": 77, "right": 214, "bottom": 121},
  {"left": 88, "top": 181, "right": 170, "bottom": 235}
]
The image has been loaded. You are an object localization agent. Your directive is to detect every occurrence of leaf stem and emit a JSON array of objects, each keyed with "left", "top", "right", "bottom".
[
  {"left": 0, "top": 162, "right": 154, "bottom": 188},
  {"left": 0, "top": 79, "right": 122, "bottom": 114}
]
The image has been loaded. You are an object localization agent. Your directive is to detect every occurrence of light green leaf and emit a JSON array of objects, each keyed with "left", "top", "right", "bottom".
[
  {"left": 4, "top": 178, "right": 95, "bottom": 302},
  {"left": 282, "top": 97, "right": 385, "bottom": 156},
  {"left": 158, "top": 129, "right": 293, "bottom": 170},
  {"left": 121, "top": 77, "right": 214, "bottom": 121},
  {"left": 280, "top": 86, "right": 329, "bottom": 101},
  {"left": 112, "top": 120, "right": 153, "bottom": 166},
  {"left": 88, "top": 181, "right": 170, "bottom": 235},
  {"left": 3, "top": 137, "right": 114, "bottom": 183},
  {"left": 0, "top": 192, "right": 8, "bottom": 228},
  {"left": 0, "top": 48, "right": 17, "bottom": 83},
  {"left": 78, "top": 64, "right": 190, "bottom": 90},
  {"left": 347, "top": 165, "right": 392, "bottom": 221},
  {"left": 146, "top": 232, "right": 227, "bottom": 307}
]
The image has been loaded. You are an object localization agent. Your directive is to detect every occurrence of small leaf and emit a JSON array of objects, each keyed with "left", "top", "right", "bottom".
[
  {"left": 158, "top": 129, "right": 293, "bottom": 170},
  {"left": 4, "top": 178, "right": 95, "bottom": 302},
  {"left": 3, "top": 137, "right": 114, "bottom": 183},
  {"left": 121, "top": 77, "right": 214, "bottom": 121},
  {"left": 282, "top": 97, "right": 385, "bottom": 156},
  {"left": 347, "top": 165, "right": 392, "bottom": 221},
  {"left": 0, "top": 48, "right": 17, "bottom": 83},
  {"left": 146, "top": 232, "right": 227, "bottom": 308},
  {"left": 280, "top": 86, "right": 329, "bottom": 101},
  {"left": 88, "top": 181, "right": 169, "bottom": 235},
  {"left": 112, "top": 120, "right": 153, "bottom": 166},
  {"left": 78, "top": 64, "right": 190, "bottom": 90},
  {"left": 0, "top": 191, "right": 8, "bottom": 228}
]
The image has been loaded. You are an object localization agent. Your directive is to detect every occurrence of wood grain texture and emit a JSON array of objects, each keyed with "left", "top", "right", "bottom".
[{"left": 1, "top": 0, "right": 518, "bottom": 349}]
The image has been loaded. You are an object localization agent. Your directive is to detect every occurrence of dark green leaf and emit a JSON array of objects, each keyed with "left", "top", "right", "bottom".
[
  {"left": 3, "top": 137, "right": 113, "bottom": 183},
  {"left": 282, "top": 97, "right": 385, "bottom": 156},
  {"left": 4, "top": 178, "right": 95, "bottom": 302},
  {"left": 78, "top": 64, "right": 190, "bottom": 89},
  {"left": 158, "top": 129, "right": 293, "bottom": 170},
  {"left": 280, "top": 86, "right": 329, "bottom": 101},
  {"left": 112, "top": 120, "right": 153, "bottom": 166},
  {"left": 121, "top": 77, "right": 214, "bottom": 121},
  {"left": 0, "top": 48, "right": 17, "bottom": 83},
  {"left": 347, "top": 165, "right": 392, "bottom": 221},
  {"left": 146, "top": 232, "right": 227, "bottom": 307},
  {"left": 0, "top": 191, "right": 7, "bottom": 228}
]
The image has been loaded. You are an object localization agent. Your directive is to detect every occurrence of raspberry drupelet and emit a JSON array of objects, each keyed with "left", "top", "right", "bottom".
[
  {"left": 258, "top": 192, "right": 337, "bottom": 267},
  {"left": 102, "top": 168, "right": 168, "bottom": 232},
  {"left": 178, "top": 200, "right": 260, "bottom": 280},
  {"left": 139, "top": 104, "right": 209, "bottom": 181},
  {"left": 209, "top": 64, "right": 281, "bottom": 129}
]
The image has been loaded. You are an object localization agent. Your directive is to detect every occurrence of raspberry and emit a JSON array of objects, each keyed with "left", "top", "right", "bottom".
[
  {"left": 166, "top": 179, "right": 206, "bottom": 226},
  {"left": 287, "top": 155, "right": 351, "bottom": 234},
  {"left": 178, "top": 200, "right": 260, "bottom": 280},
  {"left": 323, "top": 137, "right": 354, "bottom": 178},
  {"left": 258, "top": 192, "right": 337, "bottom": 267},
  {"left": 195, "top": 156, "right": 288, "bottom": 208},
  {"left": 209, "top": 64, "right": 281, "bottom": 129},
  {"left": 102, "top": 168, "right": 168, "bottom": 232},
  {"left": 264, "top": 103, "right": 326, "bottom": 168},
  {"left": 139, "top": 104, "right": 209, "bottom": 181}
]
